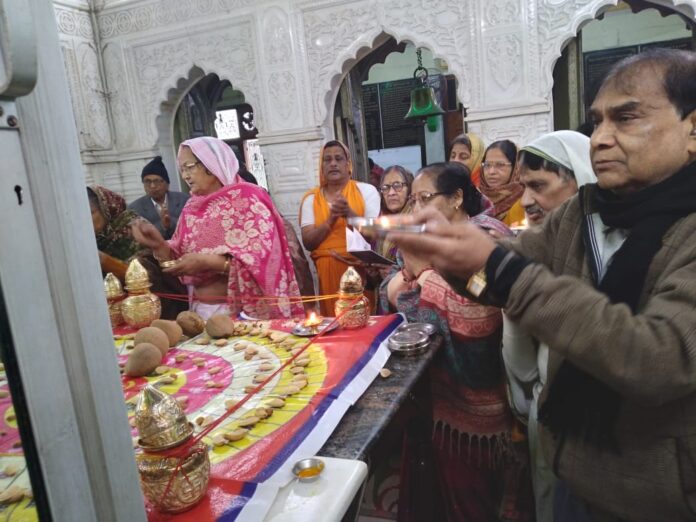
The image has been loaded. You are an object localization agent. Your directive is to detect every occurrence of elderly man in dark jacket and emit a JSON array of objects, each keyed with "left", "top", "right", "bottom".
[
  {"left": 128, "top": 156, "right": 189, "bottom": 239},
  {"left": 391, "top": 49, "right": 696, "bottom": 521}
]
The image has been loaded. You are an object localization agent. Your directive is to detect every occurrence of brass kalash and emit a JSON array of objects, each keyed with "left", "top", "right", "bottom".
[
  {"left": 334, "top": 267, "right": 370, "bottom": 329},
  {"left": 103, "top": 272, "right": 125, "bottom": 327},
  {"left": 121, "top": 259, "right": 161, "bottom": 328},
  {"left": 134, "top": 385, "right": 210, "bottom": 513}
]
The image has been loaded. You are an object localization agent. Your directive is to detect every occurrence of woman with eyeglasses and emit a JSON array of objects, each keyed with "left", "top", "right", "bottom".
[
  {"left": 380, "top": 163, "right": 531, "bottom": 521},
  {"left": 479, "top": 140, "right": 526, "bottom": 226},
  {"left": 373, "top": 165, "right": 414, "bottom": 262},
  {"left": 132, "top": 136, "right": 303, "bottom": 320},
  {"left": 299, "top": 140, "right": 381, "bottom": 316}
]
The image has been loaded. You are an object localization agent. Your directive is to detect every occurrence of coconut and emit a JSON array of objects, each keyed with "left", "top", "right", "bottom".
[
  {"left": 176, "top": 311, "right": 205, "bottom": 337},
  {"left": 134, "top": 327, "right": 169, "bottom": 358},
  {"left": 124, "top": 343, "right": 163, "bottom": 377},
  {"left": 151, "top": 319, "right": 183, "bottom": 347},
  {"left": 205, "top": 314, "right": 234, "bottom": 338}
]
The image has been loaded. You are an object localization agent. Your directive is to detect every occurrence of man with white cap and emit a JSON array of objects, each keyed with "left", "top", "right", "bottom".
[{"left": 502, "top": 130, "right": 596, "bottom": 522}]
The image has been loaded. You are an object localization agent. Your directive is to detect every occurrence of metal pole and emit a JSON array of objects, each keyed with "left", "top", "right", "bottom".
[{"left": 0, "top": 0, "right": 146, "bottom": 519}]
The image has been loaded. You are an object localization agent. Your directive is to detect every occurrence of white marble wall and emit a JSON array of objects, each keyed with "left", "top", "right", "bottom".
[{"left": 52, "top": 0, "right": 696, "bottom": 216}]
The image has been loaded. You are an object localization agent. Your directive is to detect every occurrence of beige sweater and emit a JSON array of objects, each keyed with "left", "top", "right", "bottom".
[{"left": 498, "top": 189, "right": 696, "bottom": 521}]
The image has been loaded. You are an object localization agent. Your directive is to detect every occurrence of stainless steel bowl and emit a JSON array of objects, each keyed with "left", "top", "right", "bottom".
[
  {"left": 292, "top": 457, "right": 325, "bottom": 482},
  {"left": 387, "top": 330, "right": 430, "bottom": 356},
  {"left": 396, "top": 322, "right": 437, "bottom": 337}
]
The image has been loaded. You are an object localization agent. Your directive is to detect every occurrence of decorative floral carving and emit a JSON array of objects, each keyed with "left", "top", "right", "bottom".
[
  {"left": 56, "top": 8, "right": 77, "bottom": 35},
  {"left": 263, "top": 7, "right": 292, "bottom": 67},
  {"left": 103, "top": 43, "right": 135, "bottom": 149},
  {"left": 303, "top": 0, "right": 476, "bottom": 125},
  {"left": 260, "top": 143, "right": 316, "bottom": 220},
  {"left": 485, "top": 34, "right": 522, "bottom": 91},
  {"left": 536, "top": 0, "right": 608, "bottom": 94},
  {"left": 484, "top": 0, "right": 521, "bottom": 26},
  {"left": 131, "top": 21, "right": 259, "bottom": 146},
  {"left": 78, "top": 42, "right": 112, "bottom": 149},
  {"left": 477, "top": 113, "right": 551, "bottom": 147},
  {"left": 97, "top": 0, "right": 257, "bottom": 39},
  {"left": 61, "top": 44, "right": 86, "bottom": 149},
  {"left": 267, "top": 72, "right": 298, "bottom": 127}
]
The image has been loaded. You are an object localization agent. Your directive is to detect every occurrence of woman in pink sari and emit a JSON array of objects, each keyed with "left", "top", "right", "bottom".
[{"left": 133, "top": 136, "right": 302, "bottom": 319}]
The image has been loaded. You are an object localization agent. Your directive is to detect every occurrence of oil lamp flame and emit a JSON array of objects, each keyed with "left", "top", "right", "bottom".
[{"left": 304, "top": 312, "right": 322, "bottom": 328}]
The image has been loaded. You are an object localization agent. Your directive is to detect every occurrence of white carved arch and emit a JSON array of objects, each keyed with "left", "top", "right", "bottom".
[
  {"left": 152, "top": 64, "right": 259, "bottom": 187},
  {"left": 315, "top": 27, "right": 472, "bottom": 131},
  {"left": 539, "top": 0, "right": 696, "bottom": 96}
]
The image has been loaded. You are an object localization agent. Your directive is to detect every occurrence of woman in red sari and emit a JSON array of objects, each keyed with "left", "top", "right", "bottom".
[
  {"left": 133, "top": 136, "right": 302, "bottom": 320},
  {"left": 381, "top": 162, "right": 532, "bottom": 522}
]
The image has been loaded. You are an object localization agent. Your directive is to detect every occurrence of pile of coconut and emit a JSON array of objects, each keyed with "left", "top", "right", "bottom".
[{"left": 123, "top": 311, "right": 205, "bottom": 377}]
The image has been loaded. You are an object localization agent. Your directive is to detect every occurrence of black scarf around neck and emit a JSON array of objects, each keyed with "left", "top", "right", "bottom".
[{"left": 538, "top": 161, "right": 696, "bottom": 450}]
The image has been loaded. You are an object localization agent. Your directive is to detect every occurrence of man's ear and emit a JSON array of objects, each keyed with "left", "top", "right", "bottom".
[{"left": 687, "top": 109, "right": 696, "bottom": 159}]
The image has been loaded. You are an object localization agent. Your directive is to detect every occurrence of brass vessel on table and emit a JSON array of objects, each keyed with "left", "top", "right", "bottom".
[
  {"left": 122, "top": 292, "right": 161, "bottom": 328},
  {"left": 135, "top": 386, "right": 194, "bottom": 450},
  {"left": 121, "top": 259, "right": 161, "bottom": 328},
  {"left": 104, "top": 273, "right": 125, "bottom": 327},
  {"left": 335, "top": 293, "right": 370, "bottom": 329},
  {"left": 134, "top": 385, "right": 210, "bottom": 513},
  {"left": 334, "top": 267, "right": 369, "bottom": 329},
  {"left": 136, "top": 441, "right": 210, "bottom": 514}
]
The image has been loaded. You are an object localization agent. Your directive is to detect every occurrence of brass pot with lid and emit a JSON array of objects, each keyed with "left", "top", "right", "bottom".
[{"left": 334, "top": 267, "right": 369, "bottom": 329}]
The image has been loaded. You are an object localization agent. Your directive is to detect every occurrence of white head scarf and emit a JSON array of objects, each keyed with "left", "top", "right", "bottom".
[{"left": 520, "top": 130, "right": 596, "bottom": 187}]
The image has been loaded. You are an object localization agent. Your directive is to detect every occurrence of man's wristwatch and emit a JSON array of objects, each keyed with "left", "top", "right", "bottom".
[{"left": 466, "top": 268, "right": 487, "bottom": 298}]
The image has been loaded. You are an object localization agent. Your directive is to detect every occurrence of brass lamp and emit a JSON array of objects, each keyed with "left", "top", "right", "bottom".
[{"left": 404, "top": 48, "right": 445, "bottom": 122}]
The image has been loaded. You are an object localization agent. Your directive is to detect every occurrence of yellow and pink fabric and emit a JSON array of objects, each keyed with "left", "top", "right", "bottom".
[{"left": 169, "top": 137, "right": 302, "bottom": 319}]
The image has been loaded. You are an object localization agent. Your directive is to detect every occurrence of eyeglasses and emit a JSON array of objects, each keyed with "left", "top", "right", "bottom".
[
  {"left": 143, "top": 178, "right": 165, "bottom": 186},
  {"left": 179, "top": 160, "right": 201, "bottom": 175},
  {"left": 380, "top": 182, "right": 407, "bottom": 194},
  {"left": 482, "top": 161, "right": 512, "bottom": 170},
  {"left": 408, "top": 191, "right": 447, "bottom": 205}
]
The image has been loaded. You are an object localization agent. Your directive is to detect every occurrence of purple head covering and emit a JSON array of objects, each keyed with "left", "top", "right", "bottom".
[{"left": 178, "top": 136, "right": 240, "bottom": 186}]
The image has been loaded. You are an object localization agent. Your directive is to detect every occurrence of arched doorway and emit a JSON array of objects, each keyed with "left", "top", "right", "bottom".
[
  {"left": 552, "top": 0, "right": 695, "bottom": 131},
  {"left": 154, "top": 67, "right": 264, "bottom": 191},
  {"left": 331, "top": 36, "right": 463, "bottom": 184},
  {"left": 169, "top": 72, "right": 264, "bottom": 191}
]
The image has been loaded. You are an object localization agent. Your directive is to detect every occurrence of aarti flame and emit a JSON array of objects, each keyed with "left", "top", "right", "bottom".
[
  {"left": 511, "top": 217, "right": 528, "bottom": 231},
  {"left": 304, "top": 311, "right": 323, "bottom": 327}
]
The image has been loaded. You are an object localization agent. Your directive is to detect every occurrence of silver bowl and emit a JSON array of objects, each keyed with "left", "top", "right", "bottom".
[
  {"left": 292, "top": 457, "right": 325, "bottom": 482},
  {"left": 396, "top": 322, "right": 436, "bottom": 337},
  {"left": 388, "top": 330, "right": 430, "bottom": 356}
]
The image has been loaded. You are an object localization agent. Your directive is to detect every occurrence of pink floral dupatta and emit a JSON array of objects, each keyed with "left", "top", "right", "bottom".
[{"left": 169, "top": 137, "right": 302, "bottom": 319}]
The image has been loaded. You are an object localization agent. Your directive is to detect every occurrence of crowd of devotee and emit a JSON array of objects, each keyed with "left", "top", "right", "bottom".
[{"left": 86, "top": 48, "right": 696, "bottom": 521}]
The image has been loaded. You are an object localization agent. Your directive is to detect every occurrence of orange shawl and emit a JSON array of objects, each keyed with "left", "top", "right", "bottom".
[{"left": 300, "top": 141, "right": 367, "bottom": 315}]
